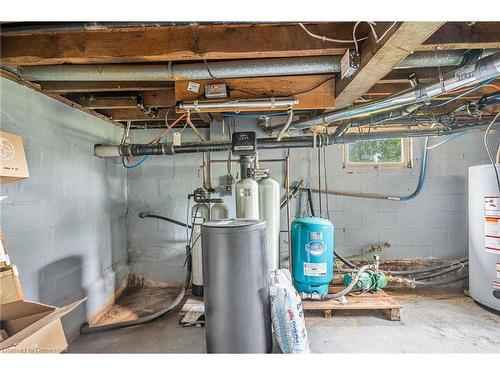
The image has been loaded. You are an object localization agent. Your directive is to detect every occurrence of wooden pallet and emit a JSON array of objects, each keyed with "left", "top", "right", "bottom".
[
  {"left": 178, "top": 297, "right": 205, "bottom": 327},
  {"left": 302, "top": 288, "right": 402, "bottom": 321}
]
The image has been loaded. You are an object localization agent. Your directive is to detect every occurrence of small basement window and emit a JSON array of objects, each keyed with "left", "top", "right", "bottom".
[{"left": 342, "top": 138, "right": 412, "bottom": 169}]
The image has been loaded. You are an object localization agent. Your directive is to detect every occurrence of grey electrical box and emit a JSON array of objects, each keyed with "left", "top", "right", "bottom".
[{"left": 205, "top": 83, "right": 228, "bottom": 98}]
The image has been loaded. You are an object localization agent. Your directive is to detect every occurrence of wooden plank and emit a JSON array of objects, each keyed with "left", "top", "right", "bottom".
[
  {"left": 417, "top": 22, "right": 500, "bottom": 51},
  {"left": 335, "top": 22, "right": 445, "bottom": 109},
  {"left": 68, "top": 91, "right": 175, "bottom": 109},
  {"left": 38, "top": 81, "right": 173, "bottom": 94},
  {"left": 0, "top": 69, "right": 123, "bottom": 128},
  {"left": 302, "top": 289, "right": 402, "bottom": 311},
  {"left": 175, "top": 75, "right": 335, "bottom": 111},
  {"left": 0, "top": 23, "right": 354, "bottom": 65}
]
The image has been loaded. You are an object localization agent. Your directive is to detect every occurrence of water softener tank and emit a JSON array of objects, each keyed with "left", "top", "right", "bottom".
[
  {"left": 201, "top": 219, "right": 272, "bottom": 353},
  {"left": 258, "top": 175, "right": 281, "bottom": 271},
  {"left": 291, "top": 217, "right": 334, "bottom": 296},
  {"left": 235, "top": 178, "right": 259, "bottom": 219},
  {"left": 191, "top": 202, "right": 209, "bottom": 297},
  {"left": 210, "top": 201, "right": 229, "bottom": 219}
]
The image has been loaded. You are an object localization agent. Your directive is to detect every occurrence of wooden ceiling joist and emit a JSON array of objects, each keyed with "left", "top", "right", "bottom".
[
  {"left": 416, "top": 22, "right": 500, "bottom": 51},
  {"left": 334, "top": 22, "right": 445, "bottom": 109},
  {"left": 0, "top": 23, "right": 356, "bottom": 66},
  {"left": 175, "top": 74, "right": 335, "bottom": 111},
  {"left": 37, "top": 81, "right": 173, "bottom": 94}
]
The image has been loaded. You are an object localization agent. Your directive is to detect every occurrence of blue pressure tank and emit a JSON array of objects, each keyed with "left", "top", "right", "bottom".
[{"left": 291, "top": 217, "right": 334, "bottom": 296}]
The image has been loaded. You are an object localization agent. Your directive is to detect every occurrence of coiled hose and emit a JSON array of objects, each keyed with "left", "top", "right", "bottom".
[{"left": 80, "top": 211, "right": 194, "bottom": 335}]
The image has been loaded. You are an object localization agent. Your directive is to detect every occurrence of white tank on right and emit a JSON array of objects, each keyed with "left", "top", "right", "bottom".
[
  {"left": 258, "top": 175, "right": 281, "bottom": 271},
  {"left": 468, "top": 163, "right": 500, "bottom": 311}
]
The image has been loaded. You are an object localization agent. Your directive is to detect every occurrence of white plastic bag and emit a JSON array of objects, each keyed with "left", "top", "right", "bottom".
[{"left": 269, "top": 269, "right": 310, "bottom": 353}]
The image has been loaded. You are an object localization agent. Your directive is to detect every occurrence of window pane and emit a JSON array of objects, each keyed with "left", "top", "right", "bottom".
[{"left": 348, "top": 139, "right": 403, "bottom": 163}]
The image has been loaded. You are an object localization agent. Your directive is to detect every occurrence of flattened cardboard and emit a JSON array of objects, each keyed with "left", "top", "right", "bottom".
[{"left": 0, "top": 131, "right": 30, "bottom": 184}]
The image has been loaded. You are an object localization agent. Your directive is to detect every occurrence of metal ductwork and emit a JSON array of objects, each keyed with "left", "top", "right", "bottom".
[
  {"left": 11, "top": 50, "right": 498, "bottom": 82},
  {"left": 270, "top": 52, "right": 500, "bottom": 133},
  {"left": 15, "top": 56, "right": 341, "bottom": 82}
]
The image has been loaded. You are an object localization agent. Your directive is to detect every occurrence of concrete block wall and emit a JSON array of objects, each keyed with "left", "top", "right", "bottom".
[
  {"left": 126, "top": 117, "right": 493, "bottom": 284},
  {"left": 0, "top": 78, "right": 128, "bottom": 339},
  {"left": 289, "top": 128, "right": 490, "bottom": 260}
]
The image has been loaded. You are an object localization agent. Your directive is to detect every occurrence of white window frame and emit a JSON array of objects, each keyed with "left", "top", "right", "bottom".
[{"left": 342, "top": 138, "right": 413, "bottom": 170}]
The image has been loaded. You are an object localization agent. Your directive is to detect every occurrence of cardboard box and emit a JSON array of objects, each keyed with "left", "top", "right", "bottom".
[
  {"left": 0, "top": 266, "right": 84, "bottom": 353},
  {"left": 0, "top": 131, "right": 30, "bottom": 184}
]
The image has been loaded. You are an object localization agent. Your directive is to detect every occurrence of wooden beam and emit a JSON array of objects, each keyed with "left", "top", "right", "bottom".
[
  {"left": 68, "top": 91, "right": 175, "bottom": 109},
  {"left": 37, "top": 81, "right": 173, "bottom": 93},
  {"left": 0, "top": 69, "right": 123, "bottom": 127},
  {"left": 416, "top": 22, "right": 500, "bottom": 51},
  {"left": 335, "top": 22, "right": 445, "bottom": 109},
  {"left": 175, "top": 74, "right": 335, "bottom": 111},
  {"left": 0, "top": 23, "right": 355, "bottom": 65}
]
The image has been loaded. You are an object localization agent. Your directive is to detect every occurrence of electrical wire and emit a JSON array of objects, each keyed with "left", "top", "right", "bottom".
[
  {"left": 298, "top": 22, "right": 370, "bottom": 44},
  {"left": 426, "top": 78, "right": 496, "bottom": 109},
  {"left": 200, "top": 51, "right": 335, "bottom": 99},
  {"left": 483, "top": 111, "right": 500, "bottom": 193},
  {"left": 426, "top": 132, "right": 467, "bottom": 150},
  {"left": 122, "top": 155, "right": 148, "bottom": 169}
]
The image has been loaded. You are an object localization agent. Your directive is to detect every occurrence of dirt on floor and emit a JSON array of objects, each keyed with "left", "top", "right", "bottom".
[{"left": 95, "top": 285, "right": 182, "bottom": 326}]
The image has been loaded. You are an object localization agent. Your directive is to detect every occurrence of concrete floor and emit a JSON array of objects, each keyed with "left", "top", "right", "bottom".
[{"left": 68, "top": 288, "right": 500, "bottom": 353}]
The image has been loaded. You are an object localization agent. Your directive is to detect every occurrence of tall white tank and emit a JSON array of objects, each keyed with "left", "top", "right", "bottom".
[
  {"left": 258, "top": 176, "right": 281, "bottom": 271},
  {"left": 211, "top": 201, "right": 229, "bottom": 219},
  {"left": 191, "top": 203, "right": 209, "bottom": 297},
  {"left": 469, "top": 163, "right": 500, "bottom": 311},
  {"left": 235, "top": 178, "right": 259, "bottom": 219}
]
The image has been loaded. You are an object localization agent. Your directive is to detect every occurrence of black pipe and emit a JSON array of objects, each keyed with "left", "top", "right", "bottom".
[
  {"left": 414, "top": 262, "right": 468, "bottom": 281},
  {"left": 138, "top": 212, "right": 192, "bottom": 229},
  {"left": 413, "top": 274, "right": 468, "bottom": 286},
  {"left": 388, "top": 257, "right": 468, "bottom": 276},
  {"left": 110, "top": 122, "right": 490, "bottom": 159}
]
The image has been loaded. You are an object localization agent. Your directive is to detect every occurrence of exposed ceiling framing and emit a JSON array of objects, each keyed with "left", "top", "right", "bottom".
[{"left": 1, "top": 21, "right": 499, "bottom": 129}]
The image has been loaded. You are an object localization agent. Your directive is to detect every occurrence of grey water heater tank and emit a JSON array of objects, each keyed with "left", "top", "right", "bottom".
[
  {"left": 201, "top": 219, "right": 272, "bottom": 353},
  {"left": 469, "top": 164, "right": 500, "bottom": 311}
]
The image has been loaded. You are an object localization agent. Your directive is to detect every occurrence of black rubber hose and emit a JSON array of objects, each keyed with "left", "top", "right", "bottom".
[
  {"left": 306, "top": 188, "right": 316, "bottom": 217},
  {"left": 413, "top": 274, "right": 468, "bottom": 286},
  {"left": 388, "top": 257, "right": 468, "bottom": 275},
  {"left": 80, "top": 249, "right": 192, "bottom": 334},
  {"left": 414, "top": 262, "right": 468, "bottom": 281},
  {"left": 139, "top": 212, "right": 192, "bottom": 229}
]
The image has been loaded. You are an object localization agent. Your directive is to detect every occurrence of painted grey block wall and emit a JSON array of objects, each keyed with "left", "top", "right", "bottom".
[
  {"left": 0, "top": 78, "right": 128, "bottom": 340},
  {"left": 126, "top": 116, "right": 492, "bottom": 284}
]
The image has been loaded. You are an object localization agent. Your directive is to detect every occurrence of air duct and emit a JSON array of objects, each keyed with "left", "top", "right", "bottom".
[
  {"left": 270, "top": 52, "right": 500, "bottom": 133},
  {"left": 12, "top": 51, "right": 498, "bottom": 82}
]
